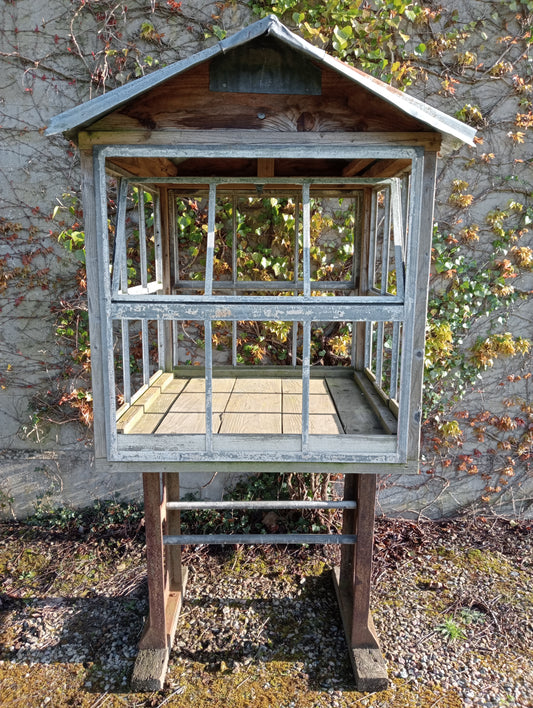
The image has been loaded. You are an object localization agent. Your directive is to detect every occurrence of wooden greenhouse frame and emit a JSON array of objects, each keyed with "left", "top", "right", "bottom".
[{"left": 47, "top": 16, "right": 475, "bottom": 692}]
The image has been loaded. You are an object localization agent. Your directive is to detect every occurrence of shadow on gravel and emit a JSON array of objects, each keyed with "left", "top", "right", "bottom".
[
  {"left": 171, "top": 570, "right": 358, "bottom": 692},
  {"left": 0, "top": 592, "right": 148, "bottom": 692}
]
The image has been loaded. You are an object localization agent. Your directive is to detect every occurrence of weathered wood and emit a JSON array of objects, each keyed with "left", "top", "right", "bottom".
[
  {"left": 225, "top": 393, "right": 281, "bottom": 413},
  {"left": 281, "top": 378, "right": 329, "bottom": 394},
  {"left": 332, "top": 567, "right": 389, "bottom": 692},
  {"left": 342, "top": 158, "right": 375, "bottom": 177},
  {"left": 165, "top": 473, "right": 182, "bottom": 593},
  {"left": 283, "top": 413, "right": 342, "bottom": 435},
  {"left": 139, "top": 473, "right": 167, "bottom": 650},
  {"left": 352, "top": 371, "right": 398, "bottom": 435},
  {"left": 209, "top": 37, "right": 322, "bottom": 95},
  {"left": 326, "top": 377, "right": 385, "bottom": 434},
  {"left": 407, "top": 151, "right": 437, "bottom": 462},
  {"left": 361, "top": 158, "right": 412, "bottom": 178},
  {"left": 110, "top": 296, "right": 405, "bottom": 324},
  {"left": 97, "top": 458, "right": 418, "bottom": 474},
  {"left": 86, "top": 61, "right": 431, "bottom": 135},
  {"left": 170, "top": 391, "right": 231, "bottom": 413},
  {"left": 257, "top": 158, "right": 275, "bottom": 177},
  {"left": 78, "top": 129, "right": 443, "bottom": 150},
  {"left": 283, "top": 393, "right": 336, "bottom": 414},
  {"left": 351, "top": 474, "right": 378, "bottom": 647},
  {"left": 155, "top": 411, "right": 222, "bottom": 435},
  {"left": 183, "top": 377, "right": 235, "bottom": 392},
  {"left": 128, "top": 412, "right": 166, "bottom": 434},
  {"left": 131, "top": 648, "right": 169, "bottom": 692},
  {"left": 219, "top": 413, "right": 281, "bottom": 434},
  {"left": 107, "top": 155, "right": 179, "bottom": 177},
  {"left": 131, "top": 566, "right": 189, "bottom": 692},
  {"left": 116, "top": 404, "right": 144, "bottom": 434},
  {"left": 355, "top": 188, "right": 372, "bottom": 369},
  {"left": 232, "top": 377, "right": 281, "bottom": 393},
  {"left": 80, "top": 150, "right": 107, "bottom": 458}
]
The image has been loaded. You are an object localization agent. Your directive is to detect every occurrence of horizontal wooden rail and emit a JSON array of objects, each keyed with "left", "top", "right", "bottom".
[{"left": 164, "top": 533, "right": 357, "bottom": 545}]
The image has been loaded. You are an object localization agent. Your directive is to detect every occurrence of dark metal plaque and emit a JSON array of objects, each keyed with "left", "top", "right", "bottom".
[{"left": 210, "top": 37, "right": 321, "bottom": 95}]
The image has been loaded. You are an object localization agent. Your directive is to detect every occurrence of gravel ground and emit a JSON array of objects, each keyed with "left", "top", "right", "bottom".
[{"left": 0, "top": 515, "right": 531, "bottom": 707}]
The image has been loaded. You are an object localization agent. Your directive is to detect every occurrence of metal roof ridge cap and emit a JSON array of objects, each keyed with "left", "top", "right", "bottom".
[
  {"left": 267, "top": 18, "right": 327, "bottom": 61},
  {"left": 219, "top": 15, "right": 276, "bottom": 53}
]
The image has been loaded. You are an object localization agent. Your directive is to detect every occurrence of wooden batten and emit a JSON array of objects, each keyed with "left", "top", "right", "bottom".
[
  {"left": 343, "top": 159, "right": 375, "bottom": 177},
  {"left": 361, "top": 158, "right": 412, "bottom": 178},
  {"left": 107, "top": 156, "right": 179, "bottom": 177},
  {"left": 257, "top": 158, "right": 275, "bottom": 177},
  {"left": 78, "top": 128, "right": 442, "bottom": 150}
]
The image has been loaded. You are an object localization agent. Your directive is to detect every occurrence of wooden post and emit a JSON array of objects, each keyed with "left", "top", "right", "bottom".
[
  {"left": 334, "top": 473, "right": 388, "bottom": 692},
  {"left": 80, "top": 149, "right": 107, "bottom": 459},
  {"left": 139, "top": 472, "right": 167, "bottom": 651},
  {"left": 165, "top": 473, "right": 183, "bottom": 592},
  {"left": 132, "top": 472, "right": 187, "bottom": 692}
]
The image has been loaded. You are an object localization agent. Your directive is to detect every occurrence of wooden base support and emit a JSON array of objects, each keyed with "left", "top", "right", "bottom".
[
  {"left": 131, "top": 567, "right": 188, "bottom": 691},
  {"left": 332, "top": 566, "right": 389, "bottom": 692}
]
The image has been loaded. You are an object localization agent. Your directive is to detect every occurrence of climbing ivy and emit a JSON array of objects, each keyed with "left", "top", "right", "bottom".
[{"left": 1, "top": 0, "right": 531, "bottom": 509}]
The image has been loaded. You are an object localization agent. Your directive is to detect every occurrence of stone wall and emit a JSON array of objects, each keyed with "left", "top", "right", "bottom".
[{"left": 0, "top": 0, "right": 531, "bottom": 519}]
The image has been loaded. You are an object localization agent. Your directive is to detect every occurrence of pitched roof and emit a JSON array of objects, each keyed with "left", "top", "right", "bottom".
[{"left": 46, "top": 15, "right": 476, "bottom": 145}]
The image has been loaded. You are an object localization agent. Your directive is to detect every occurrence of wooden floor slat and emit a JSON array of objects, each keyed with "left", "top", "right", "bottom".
[
  {"left": 117, "top": 373, "right": 390, "bottom": 437},
  {"left": 283, "top": 413, "right": 343, "bottom": 435},
  {"left": 219, "top": 413, "right": 281, "bottom": 434}
]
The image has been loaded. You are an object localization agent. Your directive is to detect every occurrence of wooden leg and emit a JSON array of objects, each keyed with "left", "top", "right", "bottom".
[
  {"left": 139, "top": 472, "right": 167, "bottom": 651},
  {"left": 131, "top": 473, "right": 188, "bottom": 692},
  {"left": 165, "top": 473, "right": 183, "bottom": 593},
  {"left": 352, "top": 474, "right": 378, "bottom": 647},
  {"left": 333, "top": 473, "right": 389, "bottom": 692}
]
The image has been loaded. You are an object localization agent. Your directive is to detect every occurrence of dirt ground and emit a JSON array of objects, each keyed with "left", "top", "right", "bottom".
[{"left": 0, "top": 510, "right": 531, "bottom": 707}]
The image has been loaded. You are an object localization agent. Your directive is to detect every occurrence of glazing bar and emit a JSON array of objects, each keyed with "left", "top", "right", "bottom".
[
  {"left": 302, "top": 320, "right": 311, "bottom": 451},
  {"left": 302, "top": 182, "right": 311, "bottom": 298},
  {"left": 167, "top": 500, "right": 357, "bottom": 510},
  {"left": 153, "top": 192, "right": 162, "bottom": 286},
  {"left": 364, "top": 321, "right": 373, "bottom": 370},
  {"left": 205, "top": 183, "right": 217, "bottom": 296},
  {"left": 380, "top": 187, "right": 391, "bottom": 295},
  {"left": 292, "top": 322, "right": 298, "bottom": 367},
  {"left": 375, "top": 321, "right": 384, "bottom": 387},
  {"left": 163, "top": 534, "right": 358, "bottom": 545},
  {"left": 294, "top": 192, "right": 299, "bottom": 292},
  {"left": 121, "top": 319, "right": 131, "bottom": 404},
  {"left": 138, "top": 187, "right": 148, "bottom": 290},
  {"left": 391, "top": 178, "right": 405, "bottom": 298},
  {"left": 389, "top": 321, "right": 400, "bottom": 400},
  {"left": 157, "top": 318, "right": 165, "bottom": 370},
  {"left": 204, "top": 319, "right": 213, "bottom": 452},
  {"left": 178, "top": 280, "right": 356, "bottom": 291},
  {"left": 142, "top": 318, "right": 150, "bottom": 386},
  {"left": 232, "top": 194, "right": 237, "bottom": 366},
  {"left": 368, "top": 188, "right": 378, "bottom": 291},
  {"left": 172, "top": 320, "right": 179, "bottom": 367},
  {"left": 112, "top": 178, "right": 129, "bottom": 294}
]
